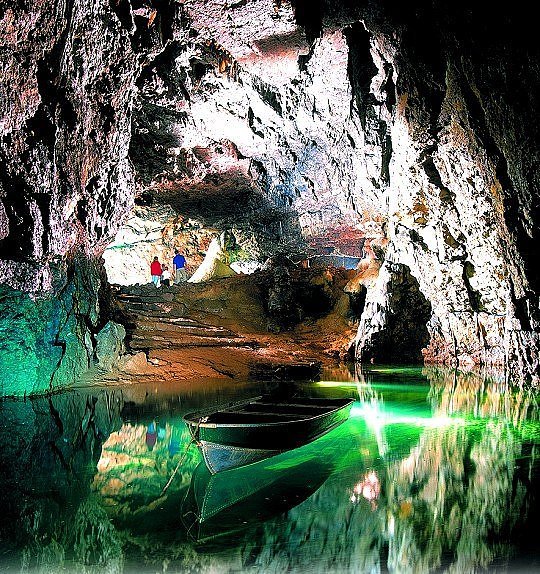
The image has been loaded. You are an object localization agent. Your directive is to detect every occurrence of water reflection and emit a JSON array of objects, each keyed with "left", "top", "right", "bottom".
[
  {"left": 351, "top": 470, "right": 381, "bottom": 508},
  {"left": 0, "top": 368, "right": 538, "bottom": 573},
  {"left": 182, "top": 444, "right": 338, "bottom": 544}
]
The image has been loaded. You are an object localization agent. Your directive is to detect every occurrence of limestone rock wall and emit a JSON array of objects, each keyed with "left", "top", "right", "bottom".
[
  {"left": 0, "top": 0, "right": 181, "bottom": 391},
  {"left": 0, "top": 0, "right": 148, "bottom": 286},
  {"left": 126, "top": 15, "right": 387, "bottom": 262},
  {"left": 345, "top": 3, "right": 540, "bottom": 382},
  {"left": 125, "top": 0, "right": 540, "bottom": 381},
  {"left": 1, "top": 0, "right": 539, "bottom": 391}
]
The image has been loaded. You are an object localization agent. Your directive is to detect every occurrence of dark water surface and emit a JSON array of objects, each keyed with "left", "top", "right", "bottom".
[{"left": 1, "top": 366, "right": 539, "bottom": 573}]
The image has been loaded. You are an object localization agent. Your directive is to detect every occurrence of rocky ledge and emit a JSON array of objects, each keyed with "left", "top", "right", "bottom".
[{"left": 87, "top": 263, "right": 359, "bottom": 385}]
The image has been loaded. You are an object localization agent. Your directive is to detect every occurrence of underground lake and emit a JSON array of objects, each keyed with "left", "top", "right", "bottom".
[{"left": 0, "top": 365, "right": 538, "bottom": 573}]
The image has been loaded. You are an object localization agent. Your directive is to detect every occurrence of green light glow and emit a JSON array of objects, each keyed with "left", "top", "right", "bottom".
[
  {"left": 316, "top": 381, "right": 362, "bottom": 388},
  {"left": 368, "top": 367, "right": 418, "bottom": 373},
  {"left": 517, "top": 420, "right": 540, "bottom": 442},
  {"left": 316, "top": 381, "right": 429, "bottom": 392},
  {"left": 350, "top": 403, "right": 465, "bottom": 428},
  {"left": 364, "top": 366, "right": 427, "bottom": 375}
]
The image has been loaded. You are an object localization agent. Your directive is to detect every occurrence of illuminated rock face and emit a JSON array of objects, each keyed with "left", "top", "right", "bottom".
[
  {"left": 1, "top": 0, "right": 539, "bottom": 392},
  {"left": 0, "top": 256, "right": 103, "bottom": 395},
  {"left": 351, "top": 5, "right": 540, "bottom": 380},
  {"left": 0, "top": 0, "right": 167, "bottom": 391}
]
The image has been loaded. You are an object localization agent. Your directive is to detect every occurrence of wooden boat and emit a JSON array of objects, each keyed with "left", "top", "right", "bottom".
[{"left": 183, "top": 396, "right": 353, "bottom": 474}]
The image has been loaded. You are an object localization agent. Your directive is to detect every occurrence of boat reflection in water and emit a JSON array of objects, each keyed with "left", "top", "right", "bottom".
[{"left": 181, "top": 421, "right": 348, "bottom": 544}]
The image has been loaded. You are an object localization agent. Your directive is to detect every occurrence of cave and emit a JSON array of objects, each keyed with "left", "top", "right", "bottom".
[
  {"left": 1, "top": 1, "right": 540, "bottom": 572},
  {"left": 2, "top": 0, "right": 539, "bottom": 393}
]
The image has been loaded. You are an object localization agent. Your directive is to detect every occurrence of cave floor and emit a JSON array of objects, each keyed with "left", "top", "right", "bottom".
[{"left": 92, "top": 270, "right": 358, "bottom": 386}]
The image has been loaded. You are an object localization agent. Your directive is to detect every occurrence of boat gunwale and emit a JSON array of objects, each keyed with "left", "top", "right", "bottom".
[
  {"left": 183, "top": 395, "right": 264, "bottom": 422},
  {"left": 184, "top": 398, "right": 353, "bottom": 429}
]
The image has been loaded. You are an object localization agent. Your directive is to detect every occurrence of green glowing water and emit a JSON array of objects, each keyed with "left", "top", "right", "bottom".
[{"left": 0, "top": 365, "right": 538, "bottom": 573}]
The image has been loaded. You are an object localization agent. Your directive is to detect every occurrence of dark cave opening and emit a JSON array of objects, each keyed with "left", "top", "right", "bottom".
[{"left": 360, "top": 265, "right": 432, "bottom": 364}]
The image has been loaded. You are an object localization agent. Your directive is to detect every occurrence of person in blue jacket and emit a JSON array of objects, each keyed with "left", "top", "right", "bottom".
[{"left": 172, "top": 250, "right": 187, "bottom": 284}]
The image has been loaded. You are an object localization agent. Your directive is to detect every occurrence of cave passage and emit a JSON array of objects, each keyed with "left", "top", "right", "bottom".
[
  {"left": 1, "top": 2, "right": 540, "bottom": 570},
  {"left": 3, "top": 0, "right": 539, "bottom": 394}
]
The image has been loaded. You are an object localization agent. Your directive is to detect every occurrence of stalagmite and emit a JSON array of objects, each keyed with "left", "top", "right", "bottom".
[{"left": 188, "top": 232, "right": 238, "bottom": 283}]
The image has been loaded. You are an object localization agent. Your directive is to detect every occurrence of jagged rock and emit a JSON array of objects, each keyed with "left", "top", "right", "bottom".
[
  {"left": 356, "top": 262, "right": 432, "bottom": 363},
  {"left": 1, "top": 0, "right": 540, "bottom": 392},
  {"left": 95, "top": 321, "right": 126, "bottom": 372},
  {"left": 0, "top": 202, "right": 7, "bottom": 241},
  {"left": 117, "top": 352, "right": 154, "bottom": 376},
  {"left": 230, "top": 260, "right": 261, "bottom": 274},
  {"left": 265, "top": 264, "right": 302, "bottom": 333},
  {"left": 0, "top": 257, "right": 102, "bottom": 395}
]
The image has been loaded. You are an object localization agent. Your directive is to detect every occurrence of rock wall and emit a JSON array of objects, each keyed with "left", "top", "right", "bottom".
[
  {"left": 112, "top": 0, "right": 540, "bottom": 382},
  {"left": 335, "top": 2, "right": 540, "bottom": 382},
  {"left": 1, "top": 0, "right": 539, "bottom": 392},
  {"left": 0, "top": 0, "right": 181, "bottom": 391},
  {"left": 0, "top": 256, "right": 105, "bottom": 395}
]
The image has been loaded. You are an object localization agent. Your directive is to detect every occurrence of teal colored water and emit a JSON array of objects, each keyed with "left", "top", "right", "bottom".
[{"left": 0, "top": 365, "right": 538, "bottom": 573}]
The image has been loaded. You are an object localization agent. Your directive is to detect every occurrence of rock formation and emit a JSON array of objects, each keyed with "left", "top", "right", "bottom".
[
  {"left": 187, "top": 231, "right": 237, "bottom": 282},
  {"left": 97, "top": 265, "right": 356, "bottom": 384},
  {"left": 1, "top": 0, "right": 539, "bottom": 393}
]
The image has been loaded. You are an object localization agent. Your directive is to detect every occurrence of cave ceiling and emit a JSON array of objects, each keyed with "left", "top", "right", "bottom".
[{"left": 127, "top": 0, "right": 386, "bottom": 261}]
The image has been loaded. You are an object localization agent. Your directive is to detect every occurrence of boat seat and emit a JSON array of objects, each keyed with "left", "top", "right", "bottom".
[
  {"left": 230, "top": 404, "right": 335, "bottom": 416},
  {"left": 209, "top": 411, "right": 314, "bottom": 423},
  {"left": 255, "top": 401, "right": 344, "bottom": 409}
]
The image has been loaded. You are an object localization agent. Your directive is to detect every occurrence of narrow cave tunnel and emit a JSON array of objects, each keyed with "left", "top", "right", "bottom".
[{"left": 1, "top": 2, "right": 540, "bottom": 572}]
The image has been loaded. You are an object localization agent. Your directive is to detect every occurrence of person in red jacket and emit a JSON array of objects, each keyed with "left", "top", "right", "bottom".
[{"left": 150, "top": 256, "right": 162, "bottom": 287}]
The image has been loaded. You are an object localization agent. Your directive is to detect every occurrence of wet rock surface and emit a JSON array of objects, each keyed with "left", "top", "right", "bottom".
[
  {"left": 356, "top": 263, "right": 432, "bottom": 364},
  {"left": 97, "top": 266, "right": 357, "bottom": 384},
  {"left": 0, "top": 256, "right": 106, "bottom": 395}
]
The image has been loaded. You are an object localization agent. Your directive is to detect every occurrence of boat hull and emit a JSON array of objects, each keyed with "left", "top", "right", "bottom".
[
  {"left": 199, "top": 441, "right": 283, "bottom": 475},
  {"left": 184, "top": 397, "right": 353, "bottom": 473}
]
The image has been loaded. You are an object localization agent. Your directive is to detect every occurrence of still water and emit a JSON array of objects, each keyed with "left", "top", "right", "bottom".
[{"left": 0, "top": 366, "right": 539, "bottom": 573}]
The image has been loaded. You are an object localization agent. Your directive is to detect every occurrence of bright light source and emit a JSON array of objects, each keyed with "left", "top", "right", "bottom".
[{"left": 316, "top": 381, "right": 366, "bottom": 387}]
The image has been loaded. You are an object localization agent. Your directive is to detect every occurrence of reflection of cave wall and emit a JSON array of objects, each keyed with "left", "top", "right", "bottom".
[
  {"left": 0, "top": 388, "right": 124, "bottom": 571},
  {"left": 357, "top": 263, "right": 431, "bottom": 364},
  {"left": 384, "top": 366, "right": 540, "bottom": 573},
  {"left": 2, "top": 369, "right": 538, "bottom": 572},
  {"left": 385, "top": 421, "right": 538, "bottom": 574},
  {"left": 0, "top": 381, "right": 254, "bottom": 570}
]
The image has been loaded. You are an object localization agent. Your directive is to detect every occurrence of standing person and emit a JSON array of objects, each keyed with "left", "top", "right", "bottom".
[
  {"left": 162, "top": 265, "right": 171, "bottom": 287},
  {"left": 150, "top": 256, "right": 162, "bottom": 287},
  {"left": 172, "top": 250, "right": 187, "bottom": 284}
]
